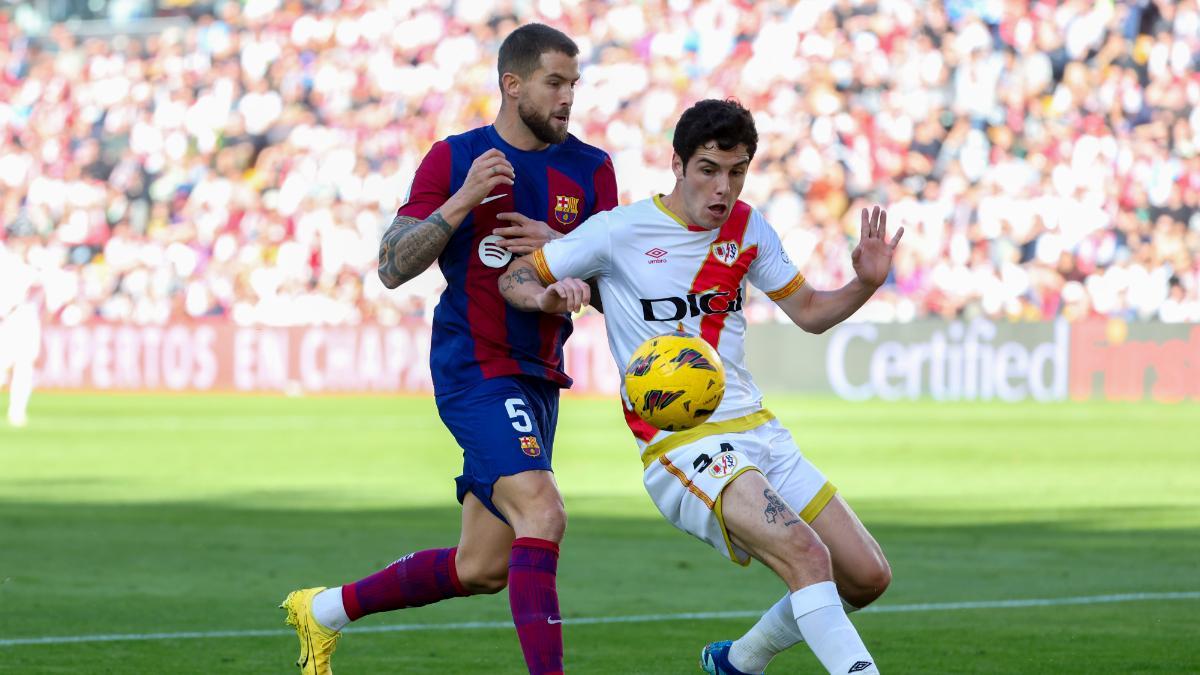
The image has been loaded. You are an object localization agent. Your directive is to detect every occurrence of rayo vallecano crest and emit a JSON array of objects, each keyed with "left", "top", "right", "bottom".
[
  {"left": 554, "top": 195, "right": 580, "bottom": 226},
  {"left": 711, "top": 240, "right": 739, "bottom": 266}
]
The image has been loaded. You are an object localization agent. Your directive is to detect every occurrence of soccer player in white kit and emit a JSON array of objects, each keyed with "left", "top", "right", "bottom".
[
  {"left": 499, "top": 99, "right": 904, "bottom": 675},
  {"left": 0, "top": 240, "right": 41, "bottom": 428}
]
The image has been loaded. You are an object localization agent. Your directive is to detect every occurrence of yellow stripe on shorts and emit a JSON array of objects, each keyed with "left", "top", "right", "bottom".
[
  {"left": 640, "top": 409, "right": 776, "bottom": 469},
  {"left": 800, "top": 481, "right": 837, "bottom": 523},
  {"left": 713, "top": 466, "right": 761, "bottom": 567},
  {"left": 657, "top": 456, "right": 713, "bottom": 509}
]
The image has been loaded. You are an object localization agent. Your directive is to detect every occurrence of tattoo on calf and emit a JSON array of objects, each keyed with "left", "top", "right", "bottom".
[
  {"left": 377, "top": 213, "right": 454, "bottom": 288},
  {"left": 763, "top": 489, "right": 800, "bottom": 526}
]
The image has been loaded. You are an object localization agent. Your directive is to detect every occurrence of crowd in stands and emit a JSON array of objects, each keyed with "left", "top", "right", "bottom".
[{"left": 1, "top": 0, "right": 1198, "bottom": 327}]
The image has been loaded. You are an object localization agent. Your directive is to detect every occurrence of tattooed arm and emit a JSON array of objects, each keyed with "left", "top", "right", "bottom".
[
  {"left": 377, "top": 211, "right": 456, "bottom": 289},
  {"left": 378, "top": 147, "right": 517, "bottom": 289},
  {"left": 499, "top": 257, "right": 590, "bottom": 314},
  {"left": 377, "top": 212, "right": 452, "bottom": 289}
]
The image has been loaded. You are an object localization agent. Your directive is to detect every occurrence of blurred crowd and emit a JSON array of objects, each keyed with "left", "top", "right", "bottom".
[{"left": 0, "top": 0, "right": 1198, "bottom": 327}]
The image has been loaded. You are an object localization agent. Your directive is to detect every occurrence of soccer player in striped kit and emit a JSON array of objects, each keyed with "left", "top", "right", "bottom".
[
  {"left": 280, "top": 24, "right": 616, "bottom": 675},
  {"left": 499, "top": 99, "right": 902, "bottom": 675}
]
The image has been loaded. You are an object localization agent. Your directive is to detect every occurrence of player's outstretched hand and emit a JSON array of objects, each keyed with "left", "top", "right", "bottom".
[
  {"left": 494, "top": 213, "right": 560, "bottom": 254},
  {"left": 457, "top": 149, "right": 515, "bottom": 208},
  {"left": 851, "top": 205, "right": 904, "bottom": 288},
  {"left": 537, "top": 278, "right": 590, "bottom": 314}
]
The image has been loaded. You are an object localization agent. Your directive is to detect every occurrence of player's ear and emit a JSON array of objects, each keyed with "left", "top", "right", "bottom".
[
  {"left": 500, "top": 71, "right": 522, "bottom": 100},
  {"left": 672, "top": 153, "right": 685, "bottom": 180}
]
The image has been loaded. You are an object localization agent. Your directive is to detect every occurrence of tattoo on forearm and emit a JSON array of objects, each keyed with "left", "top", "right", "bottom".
[
  {"left": 499, "top": 265, "right": 544, "bottom": 310},
  {"left": 764, "top": 489, "right": 800, "bottom": 526},
  {"left": 377, "top": 213, "right": 454, "bottom": 288}
]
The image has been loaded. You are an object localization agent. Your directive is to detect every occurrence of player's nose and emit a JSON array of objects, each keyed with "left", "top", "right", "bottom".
[{"left": 714, "top": 174, "right": 729, "bottom": 196}]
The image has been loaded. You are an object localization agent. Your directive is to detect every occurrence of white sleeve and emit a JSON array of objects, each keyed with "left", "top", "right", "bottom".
[
  {"left": 529, "top": 210, "right": 611, "bottom": 284},
  {"left": 746, "top": 210, "right": 806, "bottom": 301}
]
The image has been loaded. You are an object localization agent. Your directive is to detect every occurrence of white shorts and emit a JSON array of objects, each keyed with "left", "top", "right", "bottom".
[{"left": 641, "top": 411, "right": 835, "bottom": 566}]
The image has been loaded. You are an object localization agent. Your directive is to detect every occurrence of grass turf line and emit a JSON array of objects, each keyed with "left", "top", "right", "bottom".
[{"left": 1, "top": 393, "right": 1197, "bottom": 673}]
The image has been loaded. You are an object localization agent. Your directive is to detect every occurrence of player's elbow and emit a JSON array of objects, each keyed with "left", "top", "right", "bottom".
[
  {"left": 378, "top": 268, "right": 401, "bottom": 290},
  {"left": 788, "top": 311, "right": 827, "bottom": 334},
  {"left": 799, "top": 319, "right": 829, "bottom": 335}
]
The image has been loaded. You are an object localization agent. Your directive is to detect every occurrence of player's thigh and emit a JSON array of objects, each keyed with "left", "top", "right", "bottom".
[
  {"left": 644, "top": 436, "right": 765, "bottom": 565},
  {"left": 436, "top": 376, "right": 557, "bottom": 522},
  {"left": 491, "top": 469, "right": 565, "bottom": 540},
  {"left": 759, "top": 419, "right": 837, "bottom": 524},
  {"left": 455, "top": 492, "right": 514, "bottom": 592},
  {"left": 809, "top": 494, "right": 891, "bottom": 600},
  {"left": 720, "top": 468, "right": 830, "bottom": 582}
]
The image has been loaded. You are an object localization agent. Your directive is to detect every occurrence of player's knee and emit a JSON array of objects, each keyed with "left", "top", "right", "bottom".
[
  {"left": 504, "top": 486, "right": 567, "bottom": 541},
  {"left": 774, "top": 527, "right": 830, "bottom": 584},
  {"left": 513, "top": 499, "right": 567, "bottom": 541},
  {"left": 844, "top": 559, "right": 892, "bottom": 607}
]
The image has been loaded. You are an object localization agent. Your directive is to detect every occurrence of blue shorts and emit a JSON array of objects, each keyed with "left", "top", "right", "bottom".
[{"left": 435, "top": 375, "right": 559, "bottom": 523}]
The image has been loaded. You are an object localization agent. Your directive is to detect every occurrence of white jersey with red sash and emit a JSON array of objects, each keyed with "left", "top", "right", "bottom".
[{"left": 531, "top": 195, "right": 806, "bottom": 454}]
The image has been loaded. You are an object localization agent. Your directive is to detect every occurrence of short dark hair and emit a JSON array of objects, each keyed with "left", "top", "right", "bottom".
[
  {"left": 498, "top": 23, "right": 579, "bottom": 82},
  {"left": 672, "top": 99, "right": 758, "bottom": 170}
]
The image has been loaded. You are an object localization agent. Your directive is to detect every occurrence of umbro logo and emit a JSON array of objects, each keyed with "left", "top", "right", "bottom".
[
  {"left": 848, "top": 661, "right": 873, "bottom": 673},
  {"left": 645, "top": 248, "right": 668, "bottom": 264}
]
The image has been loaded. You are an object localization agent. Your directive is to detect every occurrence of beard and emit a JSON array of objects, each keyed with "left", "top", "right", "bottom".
[{"left": 518, "top": 99, "right": 569, "bottom": 145}]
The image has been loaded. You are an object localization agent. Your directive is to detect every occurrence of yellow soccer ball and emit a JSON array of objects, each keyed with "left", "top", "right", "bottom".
[{"left": 624, "top": 331, "right": 725, "bottom": 432}]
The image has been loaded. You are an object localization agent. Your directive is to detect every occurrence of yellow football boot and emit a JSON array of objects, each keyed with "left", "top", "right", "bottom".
[{"left": 280, "top": 587, "right": 341, "bottom": 674}]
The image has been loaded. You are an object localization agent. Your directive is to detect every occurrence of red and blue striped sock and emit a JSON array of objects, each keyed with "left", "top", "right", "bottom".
[
  {"left": 341, "top": 547, "right": 467, "bottom": 620},
  {"left": 508, "top": 537, "right": 563, "bottom": 675}
]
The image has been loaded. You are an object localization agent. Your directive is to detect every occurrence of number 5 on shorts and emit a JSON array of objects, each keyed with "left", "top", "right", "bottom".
[{"left": 504, "top": 398, "right": 533, "bottom": 432}]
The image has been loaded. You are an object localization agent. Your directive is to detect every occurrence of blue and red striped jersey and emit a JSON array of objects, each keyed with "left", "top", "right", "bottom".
[{"left": 397, "top": 125, "right": 618, "bottom": 394}]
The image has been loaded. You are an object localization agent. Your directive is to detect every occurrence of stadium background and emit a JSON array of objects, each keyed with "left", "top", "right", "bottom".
[{"left": 1, "top": 0, "right": 1198, "bottom": 673}]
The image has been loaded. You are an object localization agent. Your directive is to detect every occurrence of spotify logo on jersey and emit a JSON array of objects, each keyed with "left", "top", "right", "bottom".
[{"left": 478, "top": 235, "right": 513, "bottom": 268}]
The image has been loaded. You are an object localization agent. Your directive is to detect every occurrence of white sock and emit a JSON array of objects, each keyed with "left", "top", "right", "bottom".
[
  {"left": 728, "top": 593, "right": 805, "bottom": 673},
  {"left": 791, "top": 581, "right": 878, "bottom": 674},
  {"left": 7, "top": 360, "right": 33, "bottom": 424},
  {"left": 312, "top": 587, "right": 351, "bottom": 631}
]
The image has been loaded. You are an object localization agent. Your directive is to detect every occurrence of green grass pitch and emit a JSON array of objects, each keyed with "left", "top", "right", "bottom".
[{"left": 1, "top": 392, "right": 1198, "bottom": 673}]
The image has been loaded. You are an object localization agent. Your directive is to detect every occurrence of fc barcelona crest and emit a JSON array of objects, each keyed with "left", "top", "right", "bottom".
[
  {"left": 712, "top": 241, "right": 739, "bottom": 266},
  {"left": 554, "top": 195, "right": 580, "bottom": 226},
  {"left": 520, "top": 435, "right": 541, "bottom": 457}
]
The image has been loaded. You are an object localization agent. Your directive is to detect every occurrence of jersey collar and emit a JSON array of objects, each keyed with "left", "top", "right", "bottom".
[{"left": 653, "top": 194, "right": 711, "bottom": 232}]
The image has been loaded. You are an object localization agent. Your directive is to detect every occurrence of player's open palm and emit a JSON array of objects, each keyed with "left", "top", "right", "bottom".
[
  {"left": 851, "top": 205, "right": 903, "bottom": 288},
  {"left": 537, "top": 278, "right": 590, "bottom": 314},
  {"left": 458, "top": 148, "right": 515, "bottom": 207}
]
